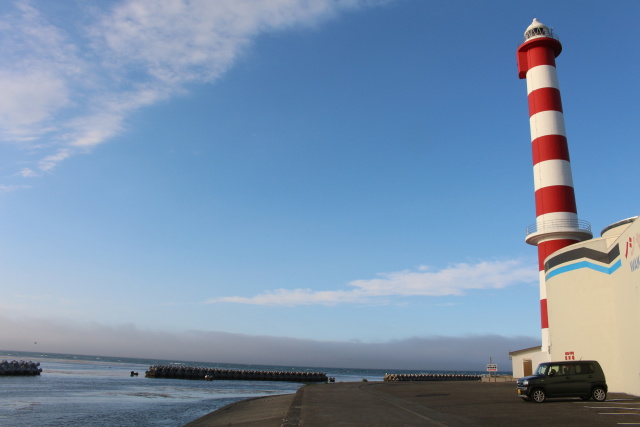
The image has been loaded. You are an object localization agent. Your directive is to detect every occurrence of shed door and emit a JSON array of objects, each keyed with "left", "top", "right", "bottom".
[{"left": 523, "top": 359, "right": 533, "bottom": 376}]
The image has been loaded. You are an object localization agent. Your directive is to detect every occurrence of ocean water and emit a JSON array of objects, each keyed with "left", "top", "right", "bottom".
[{"left": 0, "top": 350, "right": 490, "bottom": 427}]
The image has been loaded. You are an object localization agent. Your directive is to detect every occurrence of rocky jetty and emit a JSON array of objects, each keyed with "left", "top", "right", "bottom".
[
  {"left": 0, "top": 360, "right": 42, "bottom": 376},
  {"left": 384, "top": 373, "right": 481, "bottom": 381},
  {"left": 145, "top": 365, "right": 327, "bottom": 382}
]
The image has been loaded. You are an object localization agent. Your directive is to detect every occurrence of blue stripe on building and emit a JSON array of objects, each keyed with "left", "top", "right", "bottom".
[{"left": 546, "top": 259, "right": 622, "bottom": 281}]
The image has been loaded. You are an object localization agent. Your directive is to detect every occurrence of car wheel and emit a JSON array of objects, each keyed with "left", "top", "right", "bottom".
[
  {"left": 531, "top": 388, "right": 546, "bottom": 403},
  {"left": 592, "top": 387, "right": 607, "bottom": 402}
]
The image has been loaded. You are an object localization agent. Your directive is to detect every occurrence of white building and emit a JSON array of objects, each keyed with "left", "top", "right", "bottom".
[{"left": 511, "top": 216, "right": 640, "bottom": 395}]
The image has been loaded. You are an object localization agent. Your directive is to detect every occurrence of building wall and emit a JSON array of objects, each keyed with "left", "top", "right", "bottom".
[
  {"left": 544, "top": 218, "right": 640, "bottom": 395},
  {"left": 510, "top": 346, "right": 544, "bottom": 378}
]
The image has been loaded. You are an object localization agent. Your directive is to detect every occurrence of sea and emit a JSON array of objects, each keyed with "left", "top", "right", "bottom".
[{"left": 0, "top": 350, "right": 493, "bottom": 427}]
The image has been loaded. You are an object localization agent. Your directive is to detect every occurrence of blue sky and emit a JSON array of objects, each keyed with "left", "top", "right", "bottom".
[{"left": 0, "top": 0, "right": 638, "bottom": 370}]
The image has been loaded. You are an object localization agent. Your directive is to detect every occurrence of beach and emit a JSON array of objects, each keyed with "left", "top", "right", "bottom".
[{"left": 185, "top": 381, "right": 640, "bottom": 426}]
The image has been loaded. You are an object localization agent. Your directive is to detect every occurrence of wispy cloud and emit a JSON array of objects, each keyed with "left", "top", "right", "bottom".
[
  {"left": 15, "top": 294, "right": 75, "bottom": 305},
  {"left": 0, "top": 184, "right": 30, "bottom": 192},
  {"left": 206, "top": 259, "right": 538, "bottom": 306},
  {"left": 0, "top": 2, "right": 79, "bottom": 144},
  {"left": 0, "top": 0, "right": 382, "bottom": 179}
]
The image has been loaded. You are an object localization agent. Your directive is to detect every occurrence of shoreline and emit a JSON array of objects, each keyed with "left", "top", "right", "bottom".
[{"left": 183, "top": 393, "right": 297, "bottom": 426}]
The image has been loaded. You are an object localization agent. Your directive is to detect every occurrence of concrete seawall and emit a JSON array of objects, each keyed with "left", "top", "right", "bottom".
[
  {"left": 384, "top": 373, "right": 481, "bottom": 381},
  {"left": 145, "top": 365, "right": 328, "bottom": 382},
  {"left": 0, "top": 360, "right": 42, "bottom": 376}
]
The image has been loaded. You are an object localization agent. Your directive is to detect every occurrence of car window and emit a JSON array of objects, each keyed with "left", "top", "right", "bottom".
[
  {"left": 560, "top": 364, "right": 574, "bottom": 375},
  {"left": 535, "top": 364, "right": 548, "bottom": 375},
  {"left": 577, "top": 363, "right": 594, "bottom": 374},
  {"left": 546, "top": 364, "right": 561, "bottom": 376}
]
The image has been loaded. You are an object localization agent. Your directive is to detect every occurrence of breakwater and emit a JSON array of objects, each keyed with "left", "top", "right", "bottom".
[
  {"left": 145, "top": 365, "right": 328, "bottom": 382},
  {"left": 384, "top": 373, "right": 481, "bottom": 381},
  {"left": 0, "top": 360, "right": 42, "bottom": 376}
]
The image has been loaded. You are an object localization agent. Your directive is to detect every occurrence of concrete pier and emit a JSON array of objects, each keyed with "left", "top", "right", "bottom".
[
  {"left": 145, "top": 365, "right": 327, "bottom": 382},
  {"left": 0, "top": 360, "right": 42, "bottom": 376},
  {"left": 384, "top": 373, "right": 481, "bottom": 381},
  {"left": 184, "top": 381, "right": 639, "bottom": 426}
]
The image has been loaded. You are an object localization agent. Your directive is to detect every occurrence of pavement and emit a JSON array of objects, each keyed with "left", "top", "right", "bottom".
[{"left": 183, "top": 381, "right": 640, "bottom": 426}]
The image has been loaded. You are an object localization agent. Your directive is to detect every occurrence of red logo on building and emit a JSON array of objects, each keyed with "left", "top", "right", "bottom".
[
  {"left": 564, "top": 351, "right": 575, "bottom": 360},
  {"left": 625, "top": 233, "right": 640, "bottom": 258}
]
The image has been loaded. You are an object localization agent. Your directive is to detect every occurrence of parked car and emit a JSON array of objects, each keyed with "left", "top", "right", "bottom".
[{"left": 516, "top": 360, "right": 607, "bottom": 403}]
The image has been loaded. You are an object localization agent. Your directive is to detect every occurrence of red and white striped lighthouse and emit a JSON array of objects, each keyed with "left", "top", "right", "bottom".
[{"left": 516, "top": 19, "right": 592, "bottom": 352}]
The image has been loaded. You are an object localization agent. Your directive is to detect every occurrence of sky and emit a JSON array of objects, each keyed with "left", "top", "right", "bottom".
[{"left": 0, "top": 0, "right": 638, "bottom": 371}]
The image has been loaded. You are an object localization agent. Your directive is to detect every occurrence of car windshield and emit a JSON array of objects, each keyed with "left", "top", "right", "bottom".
[{"left": 535, "top": 364, "right": 549, "bottom": 375}]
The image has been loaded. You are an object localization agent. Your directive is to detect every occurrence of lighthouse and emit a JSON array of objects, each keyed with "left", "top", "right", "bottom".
[{"left": 516, "top": 19, "right": 592, "bottom": 353}]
